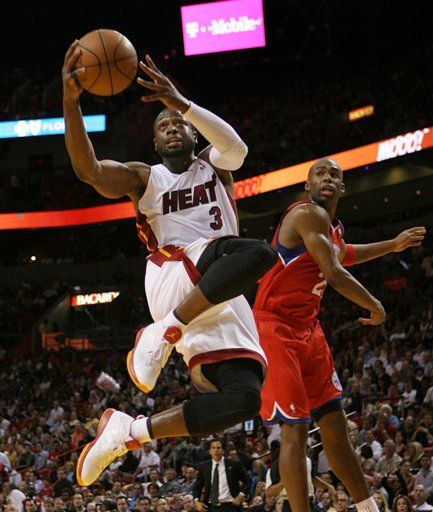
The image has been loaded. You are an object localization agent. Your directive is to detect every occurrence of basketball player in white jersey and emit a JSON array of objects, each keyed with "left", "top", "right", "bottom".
[{"left": 62, "top": 41, "right": 278, "bottom": 486}]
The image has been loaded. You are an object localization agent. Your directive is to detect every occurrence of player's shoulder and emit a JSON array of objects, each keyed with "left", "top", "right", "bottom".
[
  {"left": 124, "top": 161, "right": 151, "bottom": 185},
  {"left": 287, "top": 201, "right": 329, "bottom": 222}
]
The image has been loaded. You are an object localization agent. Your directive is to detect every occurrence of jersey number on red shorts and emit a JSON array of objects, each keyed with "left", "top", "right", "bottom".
[
  {"left": 209, "top": 206, "right": 223, "bottom": 230},
  {"left": 312, "top": 272, "right": 327, "bottom": 297}
]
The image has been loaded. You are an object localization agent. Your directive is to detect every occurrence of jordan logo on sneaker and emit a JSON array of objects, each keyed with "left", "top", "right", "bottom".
[{"left": 163, "top": 326, "right": 182, "bottom": 344}]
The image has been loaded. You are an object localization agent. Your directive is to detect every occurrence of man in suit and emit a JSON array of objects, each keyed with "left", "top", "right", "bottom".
[{"left": 194, "top": 438, "right": 250, "bottom": 512}]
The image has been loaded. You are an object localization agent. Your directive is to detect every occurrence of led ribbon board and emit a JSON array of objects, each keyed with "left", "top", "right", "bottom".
[
  {"left": 1, "top": 126, "right": 432, "bottom": 230},
  {"left": 0, "top": 115, "right": 106, "bottom": 139}
]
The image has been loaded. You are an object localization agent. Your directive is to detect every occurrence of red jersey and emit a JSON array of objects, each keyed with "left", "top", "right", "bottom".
[{"left": 254, "top": 200, "right": 345, "bottom": 328}]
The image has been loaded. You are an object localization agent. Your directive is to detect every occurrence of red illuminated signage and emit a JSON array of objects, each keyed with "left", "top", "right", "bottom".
[
  {"left": 71, "top": 291, "right": 120, "bottom": 307},
  {"left": 1, "top": 126, "right": 432, "bottom": 230}
]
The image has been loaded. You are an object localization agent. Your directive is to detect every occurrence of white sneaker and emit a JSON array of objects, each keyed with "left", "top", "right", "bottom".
[
  {"left": 127, "top": 321, "right": 183, "bottom": 393},
  {"left": 76, "top": 409, "right": 140, "bottom": 486}
]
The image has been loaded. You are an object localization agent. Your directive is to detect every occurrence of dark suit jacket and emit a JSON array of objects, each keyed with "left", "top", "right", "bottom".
[{"left": 193, "top": 457, "right": 250, "bottom": 503}]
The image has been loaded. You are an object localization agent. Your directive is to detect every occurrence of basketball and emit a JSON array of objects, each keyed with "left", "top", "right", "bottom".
[{"left": 75, "top": 29, "right": 138, "bottom": 96}]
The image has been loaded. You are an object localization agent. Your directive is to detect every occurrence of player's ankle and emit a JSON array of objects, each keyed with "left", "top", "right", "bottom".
[
  {"left": 130, "top": 416, "right": 153, "bottom": 443},
  {"left": 172, "top": 309, "right": 188, "bottom": 326}
]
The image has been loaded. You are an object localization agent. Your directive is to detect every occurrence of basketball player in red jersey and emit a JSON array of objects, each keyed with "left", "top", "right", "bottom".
[
  {"left": 63, "top": 41, "right": 278, "bottom": 487},
  {"left": 254, "top": 158, "right": 425, "bottom": 512}
]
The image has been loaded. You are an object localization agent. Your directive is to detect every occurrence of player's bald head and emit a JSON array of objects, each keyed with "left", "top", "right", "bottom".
[{"left": 308, "top": 158, "right": 343, "bottom": 180}]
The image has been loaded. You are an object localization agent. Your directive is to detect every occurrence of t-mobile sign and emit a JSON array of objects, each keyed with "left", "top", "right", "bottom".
[{"left": 181, "top": 0, "right": 266, "bottom": 56}]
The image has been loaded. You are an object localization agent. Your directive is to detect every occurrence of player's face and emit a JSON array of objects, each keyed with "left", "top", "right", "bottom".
[
  {"left": 154, "top": 112, "right": 197, "bottom": 160},
  {"left": 305, "top": 158, "right": 344, "bottom": 204}
]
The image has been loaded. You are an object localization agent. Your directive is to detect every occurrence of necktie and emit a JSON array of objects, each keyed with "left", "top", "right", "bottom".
[{"left": 210, "top": 462, "right": 219, "bottom": 506}]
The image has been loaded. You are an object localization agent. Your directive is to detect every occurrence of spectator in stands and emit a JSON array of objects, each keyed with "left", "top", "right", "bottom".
[
  {"left": 136, "top": 443, "right": 161, "bottom": 482},
  {"left": 133, "top": 497, "right": 151, "bottom": 512},
  {"left": 376, "top": 440, "right": 402, "bottom": 475},
  {"left": 116, "top": 497, "right": 129, "bottom": 512},
  {"left": 159, "top": 469, "right": 182, "bottom": 497},
  {"left": 414, "top": 455, "right": 433, "bottom": 497},
  {"left": 52, "top": 498, "right": 65, "bottom": 512},
  {"left": 413, "top": 484, "right": 433, "bottom": 511},
  {"left": 16, "top": 442, "right": 36, "bottom": 471},
  {"left": 391, "top": 494, "right": 413, "bottom": 512},
  {"left": 372, "top": 491, "right": 390, "bottom": 512},
  {"left": 53, "top": 469, "right": 73, "bottom": 497},
  {"left": 411, "top": 412, "right": 433, "bottom": 447},
  {"left": 406, "top": 443, "right": 425, "bottom": 471},
  {"left": 72, "top": 494, "right": 86, "bottom": 512},
  {"left": 179, "top": 468, "right": 196, "bottom": 494},
  {"left": 330, "top": 491, "right": 353, "bottom": 512},
  {"left": 33, "top": 442, "right": 49, "bottom": 470},
  {"left": 357, "top": 430, "right": 383, "bottom": 462}
]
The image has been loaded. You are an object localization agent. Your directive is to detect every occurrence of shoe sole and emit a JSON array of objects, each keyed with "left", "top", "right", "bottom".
[
  {"left": 127, "top": 327, "right": 152, "bottom": 394},
  {"left": 76, "top": 408, "right": 115, "bottom": 486}
]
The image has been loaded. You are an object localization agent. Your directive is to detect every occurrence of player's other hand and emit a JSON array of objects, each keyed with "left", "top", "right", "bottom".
[
  {"left": 392, "top": 226, "right": 426, "bottom": 252},
  {"left": 137, "top": 55, "right": 190, "bottom": 113},
  {"left": 62, "top": 40, "right": 85, "bottom": 102},
  {"left": 359, "top": 301, "right": 386, "bottom": 326}
]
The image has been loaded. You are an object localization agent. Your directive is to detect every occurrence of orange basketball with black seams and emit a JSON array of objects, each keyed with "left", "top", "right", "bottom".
[{"left": 75, "top": 29, "right": 138, "bottom": 96}]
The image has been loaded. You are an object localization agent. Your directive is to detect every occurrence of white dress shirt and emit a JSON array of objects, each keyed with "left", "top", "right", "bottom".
[{"left": 212, "top": 457, "right": 233, "bottom": 502}]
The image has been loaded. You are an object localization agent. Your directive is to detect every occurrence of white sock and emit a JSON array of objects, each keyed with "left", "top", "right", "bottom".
[
  {"left": 355, "top": 497, "right": 379, "bottom": 512},
  {"left": 130, "top": 417, "right": 152, "bottom": 443},
  {"left": 164, "top": 310, "right": 187, "bottom": 329}
]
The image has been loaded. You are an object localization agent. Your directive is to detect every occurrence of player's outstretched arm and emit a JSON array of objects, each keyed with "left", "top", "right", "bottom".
[
  {"left": 342, "top": 227, "right": 426, "bottom": 265},
  {"left": 137, "top": 55, "right": 247, "bottom": 171},
  {"left": 289, "top": 204, "right": 386, "bottom": 325},
  {"left": 62, "top": 41, "right": 148, "bottom": 200}
]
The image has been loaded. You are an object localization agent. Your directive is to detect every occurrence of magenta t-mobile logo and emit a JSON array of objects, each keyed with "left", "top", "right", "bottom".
[{"left": 181, "top": 0, "right": 266, "bottom": 56}]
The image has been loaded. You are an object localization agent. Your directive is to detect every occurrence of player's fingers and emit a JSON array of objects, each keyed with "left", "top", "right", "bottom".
[
  {"left": 411, "top": 226, "right": 426, "bottom": 233},
  {"left": 67, "top": 67, "right": 85, "bottom": 80},
  {"left": 64, "top": 40, "right": 80, "bottom": 65},
  {"left": 141, "top": 94, "right": 163, "bottom": 102},
  {"left": 136, "top": 77, "right": 164, "bottom": 90},
  {"left": 139, "top": 61, "right": 161, "bottom": 81},
  {"left": 146, "top": 54, "right": 162, "bottom": 74},
  {"left": 65, "top": 48, "right": 82, "bottom": 73}
]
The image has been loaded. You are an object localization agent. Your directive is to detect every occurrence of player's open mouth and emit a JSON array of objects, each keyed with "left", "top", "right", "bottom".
[
  {"left": 321, "top": 187, "right": 335, "bottom": 196},
  {"left": 166, "top": 139, "right": 182, "bottom": 148}
]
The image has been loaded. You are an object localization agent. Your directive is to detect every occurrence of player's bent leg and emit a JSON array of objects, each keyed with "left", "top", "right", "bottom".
[
  {"left": 316, "top": 408, "right": 379, "bottom": 512},
  {"left": 130, "top": 358, "right": 263, "bottom": 442},
  {"left": 127, "top": 237, "right": 276, "bottom": 394},
  {"left": 76, "top": 409, "right": 141, "bottom": 486},
  {"left": 279, "top": 422, "right": 311, "bottom": 512},
  {"left": 183, "top": 358, "right": 262, "bottom": 433},
  {"left": 175, "top": 237, "right": 278, "bottom": 324}
]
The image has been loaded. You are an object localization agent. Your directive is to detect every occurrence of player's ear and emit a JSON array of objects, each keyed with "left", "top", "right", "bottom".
[
  {"left": 153, "top": 137, "right": 157, "bottom": 152},
  {"left": 340, "top": 182, "right": 346, "bottom": 195},
  {"left": 192, "top": 129, "right": 198, "bottom": 144},
  {"left": 304, "top": 181, "right": 310, "bottom": 191}
]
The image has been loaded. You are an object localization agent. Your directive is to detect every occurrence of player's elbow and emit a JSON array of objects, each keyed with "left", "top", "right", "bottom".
[{"left": 210, "top": 140, "right": 248, "bottom": 171}]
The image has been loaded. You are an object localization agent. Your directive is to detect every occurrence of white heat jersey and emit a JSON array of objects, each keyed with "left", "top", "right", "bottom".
[{"left": 137, "top": 158, "right": 238, "bottom": 249}]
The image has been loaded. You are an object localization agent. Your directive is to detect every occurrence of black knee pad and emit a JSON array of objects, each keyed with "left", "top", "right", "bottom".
[
  {"left": 242, "top": 389, "right": 262, "bottom": 419},
  {"left": 255, "top": 242, "right": 279, "bottom": 270}
]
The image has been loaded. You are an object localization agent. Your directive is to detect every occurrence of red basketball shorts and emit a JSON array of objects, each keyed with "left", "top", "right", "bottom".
[{"left": 254, "top": 311, "right": 342, "bottom": 424}]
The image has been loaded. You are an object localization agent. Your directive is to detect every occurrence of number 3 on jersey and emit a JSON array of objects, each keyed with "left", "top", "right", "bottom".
[
  {"left": 312, "top": 272, "right": 327, "bottom": 297},
  {"left": 209, "top": 206, "right": 223, "bottom": 230}
]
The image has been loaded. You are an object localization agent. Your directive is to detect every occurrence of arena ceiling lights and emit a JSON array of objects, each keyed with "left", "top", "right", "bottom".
[{"left": 1, "top": 125, "right": 432, "bottom": 230}]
